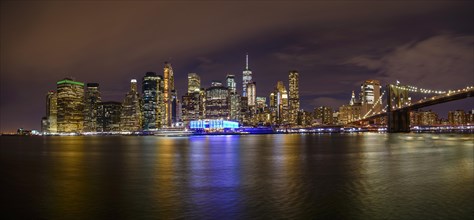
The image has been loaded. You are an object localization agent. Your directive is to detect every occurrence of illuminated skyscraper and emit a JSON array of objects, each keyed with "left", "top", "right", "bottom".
[
  {"left": 360, "top": 80, "right": 381, "bottom": 117},
  {"left": 121, "top": 79, "right": 142, "bottom": 131},
  {"left": 97, "top": 101, "right": 122, "bottom": 132},
  {"left": 164, "top": 62, "right": 175, "bottom": 126},
  {"left": 242, "top": 53, "right": 252, "bottom": 97},
  {"left": 188, "top": 73, "right": 200, "bottom": 93},
  {"left": 247, "top": 82, "right": 256, "bottom": 107},
  {"left": 142, "top": 72, "right": 163, "bottom": 130},
  {"left": 289, "top": 70, "right": 300, "bottom": 125},
  {"left": 56, "top": 78, "right": 85, "bottom": 133},
  {"left": 45, "top": 91, "right": 57, "bottom": 133},
  {"left": 206, "top": 81, "right": 229, "bottom": 119},
  {"left": 83, "top": 83, "right": 101, "bottom": 132},
  {"left": 314, "top": 106, "right": 333, "bottom": 125},
  {"left": 276, "top": 81, "right": 289, "bottom": 125},
  {"left": 226, "top": 74, "right": 240, "bottom": 121},
  {"left": 448, "top": 110, "right": 466, "bottom": 125}
]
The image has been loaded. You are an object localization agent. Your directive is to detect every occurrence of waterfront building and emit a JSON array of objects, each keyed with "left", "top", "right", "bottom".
[
  {"left": 56, "top": 78, "right": 85, "bottom": 133},
  {"left": 242, "top": 53, "right": 252, "bottom": 97},
  {"left": 226, "top": 74, "right": 237, "bottom": 94},
  {"left": 163, "top": 62, "right": 175, "bottom": 126},
  {"left": 205, "top": 81, "right": 229, "bottom": 119},
  {"left": 411, "top": 110, "right": 439, "bottom": 126},
  {"left": 289, "top": 70, "right": 300, "bottom": 126},
  {"left": 448, "top": 110, "right": 466, "bottom": 125},
  {"left": 142, "top": 72, "right": 163, "bottom": 130},
  {"left": 226, "top": 74, "right": 240, "bottom": 121},
  {"left": 338, "top": 91, "right": 362, "bottom": 124},
  {"left": 360, "top": 80, "right": 381, "bottom": 117},
  {"left": 188, "top": 73, "right": 200, "bottom": 93},
  {"left": 83, "top": 83, "right": 101, "bottom": 132},
  {"left": 314, "top": 106, "right": 333, "bottom": 125},
  {"left": 120, "top": 79, "right": 142, "bottom": 132},
  {"left": 182, "top": 92, "right": 201, "bottom": 125},
  {"left": 97, "top": 101, "right": 122, "bottom": 132},
  {"left": 45, "top": 91, "right": 57, "bottom": 133}
]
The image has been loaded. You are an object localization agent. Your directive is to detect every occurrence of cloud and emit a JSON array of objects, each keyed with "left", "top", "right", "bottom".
[{"left": 346, "top": 34, "right": 474, "bottom": 89}]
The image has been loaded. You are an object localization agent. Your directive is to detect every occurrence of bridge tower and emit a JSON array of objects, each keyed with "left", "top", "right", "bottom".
[{"left": 386, "top": 84, "right": 410, "bottom": 132}]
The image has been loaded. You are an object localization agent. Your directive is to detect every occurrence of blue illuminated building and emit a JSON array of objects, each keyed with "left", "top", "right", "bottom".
[{"left": 190, "top": 120, "right": 239, "bottom": 130}]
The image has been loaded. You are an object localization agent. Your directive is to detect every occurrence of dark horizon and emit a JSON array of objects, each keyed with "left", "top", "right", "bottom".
[{"left": 1, "top": 1, "right": 473, "bottom": 132}]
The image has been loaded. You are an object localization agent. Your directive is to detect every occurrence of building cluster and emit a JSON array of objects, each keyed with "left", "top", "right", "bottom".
[
  {"left": 41, "top": 55, "right": 305, "bottom": 133},
  {"left": 40, "top": 56, "right": 472, "bottom": 133}
]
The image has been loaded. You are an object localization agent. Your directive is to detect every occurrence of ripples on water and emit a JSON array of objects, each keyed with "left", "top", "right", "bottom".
[{"left": 1, "top": 133, "right": 473, "bottom": 219}]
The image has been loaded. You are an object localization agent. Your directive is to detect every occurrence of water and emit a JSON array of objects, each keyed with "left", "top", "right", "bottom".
[{"left": 1, "top": 133, "right": 473, "bottom": 219}]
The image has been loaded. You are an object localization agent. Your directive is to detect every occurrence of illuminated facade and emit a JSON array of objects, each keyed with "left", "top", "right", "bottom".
[
  {"left": 314, "top": 106, "right": 333, "bottom": 125},
  {"left": 189, "top": 119, "right": 239, "bottom": 130},
  {"left": 83, "top": 83, "right": 101, "bottom": 132},
  {"left": 181, "top": 92, "right": 201, "bottom": 125},
  {"left": 256, "top": 97, "right": 267, "bottom": 113},
  {"left": 361, "top": 80, "right": 381, "bottom": 117},
  {"left": 45, "top": 91, "right": 57, "bottom": 133},
  {"left": 227, "top": 74, "right": 240, "bottom": 121},
  {"left": 97, "top": 101, "right": 122, "bottom": 132},
  {"left": 448, "top": 110, "right": 466, "bottom": 125},
  {"left": 205, "top": 81, "right": 229, "bottom": 119},
  {"left": 338, "top": 91, "right": 361, "bottom": 124},
  {"left": 56, "top": 78, "right": 85, "bottom": 133},
  {"left": 188, "top": 73, "right": 200, "bottom": 93},
  {"left": 142, "top": 72, "right": 163, "bottom": 130},
  {"left": 276, "top": 81, "right": 289, "bottom": 125},
  {"left": 411, "top": 110, "right": 439, "bottom": 126},
  {"left": 289, "top": 70, "right": 300, "bottom": 125},
  {"left": 163, "top": 62, "right": 175, "bottom": 126},
  {"left": 247, "top": 81, "right": 256, "bottom": 107},
  {"left": 242, "top": 53, "right": 252, "bottom": 97},
  {"left": 120, "top": 79, "right": 142, "bottom": 131}
]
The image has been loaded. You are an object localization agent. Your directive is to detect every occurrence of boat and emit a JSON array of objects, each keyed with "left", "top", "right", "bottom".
[{"left": 152, "top": 127, "right": 194, "bottom": 137}]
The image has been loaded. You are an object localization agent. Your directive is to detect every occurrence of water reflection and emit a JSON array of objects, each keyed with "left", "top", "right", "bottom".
[{"left": 0, "top": 133, "right": 472, "bottom": 219}]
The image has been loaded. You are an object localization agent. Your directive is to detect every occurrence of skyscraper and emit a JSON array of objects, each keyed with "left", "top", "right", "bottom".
[
  {"left": 289, "top": 70, "right": 300, "bottom": 125},
  {"left": 121, "top": 79, "right": 142, "bottom": 131},
  {"left": 226, "top": 75, "right": 240, "bottom": 121},
  {"left": 83, "top": 83, "right": 101, "bottom": 132},
  {"left": 242, "top": 53, "right": 252, "bottom": 97},
  {"left": 45, "top": 91, "right": 57, "bottom": 133},
  {"left": 360, "top": 80, "right": 381, "bottom": 117},
  {"left": 188, "top": 73, "right": 200, "bottom": 93},
  {"left": 164, "top": 62, "right": 175, "bottom": 126},
  {"left": 142, "top": 72, "right": 162, "bottom": 130},
  {"left": 247, "top": 81, "right": 256, "bottom": 107},
  {"left": 275, "top": 81, "right": 289, "bottom": 125},
  {"left": 206, "top": 81, "right": 229, "bottom": 119},
  {"left": 97, "top": 101, "right": 122, "bottom": 132},
  {"left": 56, "top": 78, "right": 85, "bottom": 133}
]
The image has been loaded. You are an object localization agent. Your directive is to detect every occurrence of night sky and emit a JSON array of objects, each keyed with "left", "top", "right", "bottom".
[{"left": 1, "top": 1, "right": 473, "bottom": 132}]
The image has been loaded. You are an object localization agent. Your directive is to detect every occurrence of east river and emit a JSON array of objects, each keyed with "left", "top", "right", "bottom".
[{"left": 1, "top": 133, "right": 473, "bottom": 219}]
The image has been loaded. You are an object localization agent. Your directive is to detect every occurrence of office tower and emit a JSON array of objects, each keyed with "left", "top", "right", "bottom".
[
  {"left": 226, "top": 74, "right": 237, "bottom": 94},
  {"left": 97, "top": 101, "right": 122, "bottom": 132},
  {"left": 360, "top": 80, "right": 381, "bottom": 116},
  {"left": 448, "top": 110, "right": 466, "bottom": 125},
  {"left": 171, "top": 89, "right": 180, "bottom": 125},
  {"left": 247, "top": 82, "right": 256, "bottom": 107},
  {"left": 314, "top": 106, "right": 333, "bottom": 125},
  {"left": 226, "top": 74, "right": 240, "bottom": 121},
  {"left": 45, "top": 91, "right": 57, "bottom": 133},
  {"left": 273, "top": 81, "right": 289, "bottom": 125},
  {"left": 199, "top": 88, "right": 206, "bottom": 118},
  {"left": 83, "top": 83, "right": 101, "bottom": 132},
  {"left": 164, "top": 62, "right": 175, "bottom": 126},
  {"left": 121, "top": 79, "right": 142, "bottom": 132},
  {"left": 142, "top": 72, "right": 163, "bottom": 130},
  {"left": 289, "top": 70, "right": 300, "bottom": 126},
  {"left": 188, "top": 73, "right": 200, "bottom": 93},
  {"left": 56, "top": 78, "right": 85, "bottom": 133},
  {"left": 242, "top": 53, "right": 252, "bottom": 97},
  {"left": 338, "top": 91, "right": 362, "bottom": 124},
  {"left": 240, "top": 96, "right": 249, "bottom": 124},
  {"left": 256, "top": 97, "right": 267, "bottom": 112},
  {"left": 41, "top": 117, "right": 48, "bottom": 133},
  {"left": 206, "top": 82, "right": 229, "bottom": 119},
  {"left": 181, "top": 92, "right": 201, "bottom": 125}
]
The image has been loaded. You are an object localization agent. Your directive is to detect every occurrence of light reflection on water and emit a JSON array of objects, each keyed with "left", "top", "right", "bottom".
[{"left": 1, "top": 133, "right": 473, "bottom": 219}]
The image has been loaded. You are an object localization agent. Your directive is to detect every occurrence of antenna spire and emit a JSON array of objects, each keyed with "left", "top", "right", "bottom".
[{"left": 246, "top": 53, "right": 249, "bottom": 70}]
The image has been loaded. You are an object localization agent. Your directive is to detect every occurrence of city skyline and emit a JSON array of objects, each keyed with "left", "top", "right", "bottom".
[{"left": 1, "top": 1, "right": 473, "bottom": 132}]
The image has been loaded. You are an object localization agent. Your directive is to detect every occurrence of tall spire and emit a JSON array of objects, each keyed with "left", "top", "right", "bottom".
[{"left": 246, "top": 53, "right": 249, "bottom": 70}]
